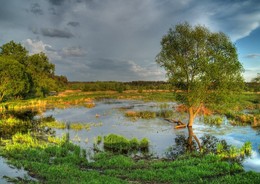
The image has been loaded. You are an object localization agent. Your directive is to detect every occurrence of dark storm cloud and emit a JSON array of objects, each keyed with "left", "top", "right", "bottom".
[
  {"left": 30, "top": 3, "right": 44, "bottom": 15},
  {"left": 1, "top": 0, "right": 260, "bottom": 81},
  {"left": 41, "top": 28, "right": 74, "bottom": 38},
  {"left": 67, "top": 21, "right": 80, "bottom": 27},
  {"left": 48, "top": 0, "right": 66, "bottom": 6},
  {"left": 88, "top": 58, "right": 131, "bottom": 71}
]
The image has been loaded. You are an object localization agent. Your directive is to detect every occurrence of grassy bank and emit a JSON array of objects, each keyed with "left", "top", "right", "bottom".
[{"left": 1, "top": 133, "right": 260, "bottom": 184}]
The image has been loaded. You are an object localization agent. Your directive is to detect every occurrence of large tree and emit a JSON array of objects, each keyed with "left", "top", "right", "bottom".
[
  {"left": 0, "top": 41, "right": 28, "bottom": 65},
  {"left": 156, "top": 23, "right": 244, "bottom": 127},
  {"left": 27, "top": 52, "right": 56, "bottom": 97},
  {"left": 0, "top": 57, "right": 29, "bottom": 101},
  {"left": 0, "top": 41, "right": 67, "bottom": 99}
]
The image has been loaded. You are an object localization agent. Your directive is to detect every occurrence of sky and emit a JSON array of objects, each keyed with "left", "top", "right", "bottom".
[{"left": 0, "top": 0, "right": 259, "bottom": 82}]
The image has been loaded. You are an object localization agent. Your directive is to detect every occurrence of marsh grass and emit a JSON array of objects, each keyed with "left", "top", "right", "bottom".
[
  {"left": 225, "top": 111, "right": 259, "bottom": 127},
  {"left": 0, "top": 117, "right": 33, "bottom": 138},
  {"left": 125, "top": 110, "right": 156, "bottom": 119},
  {"left": 204, "top": 115, "right": 223, "bottom": 126},
  {"left": 1, "top": 132, "right": 260, "bottom": 183},
  {"left": 103, "top": 134, "right": 149, "bottom": 153},
  {"left": 41, "top": 121, "right": 66, "bottom": 129}
]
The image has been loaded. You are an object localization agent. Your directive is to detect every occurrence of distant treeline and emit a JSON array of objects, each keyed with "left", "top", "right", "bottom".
[
  {"left": 67, "top": 81, "right": 173, "bottom": 92},
  {"left": 246, "top": 82, "right": 260, "bottom": 92},
  {"left": 67, "top": 81, "right": 259, "bottom": 92}
]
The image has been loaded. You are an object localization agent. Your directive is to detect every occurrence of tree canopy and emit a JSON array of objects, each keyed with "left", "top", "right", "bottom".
[
  {"left": 0, "top": 57, "right": 29, "bottom": 101},
  {"left": 156, "top": 22, "right": 244, "bottom": 126},
  {"left": 0, "top": 41, "right": 67, "bottom": 101}
]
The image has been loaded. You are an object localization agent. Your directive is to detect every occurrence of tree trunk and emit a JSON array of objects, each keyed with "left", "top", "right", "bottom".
[
  {"left": 188, "top": 107, "right": 195, "bottom": 127},
  {"left": 187, "top": 126, "right": 201, "bottom": 152}
]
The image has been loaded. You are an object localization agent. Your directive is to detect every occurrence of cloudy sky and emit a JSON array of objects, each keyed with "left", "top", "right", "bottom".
[{"left": 0, "top": 0, "right": 259, "bottom": 81}]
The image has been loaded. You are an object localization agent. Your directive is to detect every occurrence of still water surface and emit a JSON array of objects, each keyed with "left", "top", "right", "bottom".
[{"left": 43, "top": 99, "right": 260, "bottom": 172}]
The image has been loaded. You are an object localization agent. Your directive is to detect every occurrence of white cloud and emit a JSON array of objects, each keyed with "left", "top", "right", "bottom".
[
  {"left": 24, "top": 39, "right": 62, "bottom": 61},
  {"left": 128, "top": 60, "right": 165, "bottom": 80}
]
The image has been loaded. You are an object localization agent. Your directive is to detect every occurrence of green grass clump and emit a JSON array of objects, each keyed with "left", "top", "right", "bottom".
[
  {"left": 70, "top": 123, "right": 84, "bottom": 131},
  {"left": 156, "top": 109, "right": 174, "bottom": 118},
  {"left": 103, "top": 134, "right": 149, "bottom": 153},
  {"left": 204, "top": 115, "right": 223, "bottom": 125},
  {"left": 125, "top": 111, "right": 156, "bottom": 119},
  {"left": 41, "top": 121, "right": 66, "bottom": 129},
  {"left": 139, "top": 138, "right": 149, "bottom": 150},
  {"left": 0, "top": 117, "right": 33, "bottom": 138},
  {"left": 225, "top": 112, "right": 256, "bottom": 126},
  {"left": 216, "top": 141, "right": 252, "bottom": 159},
  {"left": 95, "top": 135, "right": 102, "bottom": 145}
]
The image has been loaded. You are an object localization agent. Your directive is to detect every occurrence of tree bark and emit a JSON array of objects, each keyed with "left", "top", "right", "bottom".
[
  {"left": 187, "top": 104, "right": 202, "bottom": 127},
  {"left": 188, "top": 107, "right": 195, "bottom": 127}
]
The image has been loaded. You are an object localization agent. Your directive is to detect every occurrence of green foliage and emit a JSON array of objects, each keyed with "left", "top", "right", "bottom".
[
  {"left": 0, "top": 57, "right": 29, "bottom": 101},
  {"left": 139, "top": 138, "right": 149, "bottom": 150},
  {"left": 204, "top": 115, "right": 223, "bottom": 125},
  {"left": 69, "top": 81, "right": 172, "bottom": 92},
  {"left": 156, "top": 22, "right": 244, "bottom": 126},
  {"left": 156, "top": 109, "right": 174, "bottom": 118},
  {"left": 103, "top": 134, "right": 149, "bottom": 153},
  {"left": 0, "top": 41, "right": 67, "bottom": 100},
  {"left": 95, "top": 135, "right": 102, "bottom": 144},
  {"left": 0, "top": 117, "right": 32, "bottom": 138},
  {"left": 26, "top": 52, "right": 56, "bottom": 97},
  {"left": 216, "top": 141, "right": 252, "bottom": 159},
  {"left": 0, "top": 41, "right": 28, "bottom": 65},
  {"left": 225, "top": 111, "right": 256, "bottom": 126}
]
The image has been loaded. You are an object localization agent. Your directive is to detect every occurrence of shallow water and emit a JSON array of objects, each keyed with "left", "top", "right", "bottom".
[
  {"left": 42, "top": 99, "right": 260, "bottom": 172},
  {"left": 0, "top": 157, "right": 33, "bottom": 184}
]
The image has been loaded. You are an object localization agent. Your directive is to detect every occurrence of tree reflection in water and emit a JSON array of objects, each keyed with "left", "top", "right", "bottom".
[
  {"left": 165, "top": 127, "right": 231, "bottom": 160},
  {"left": 0, "top": 110, "right": 55, "bottom": 139}
]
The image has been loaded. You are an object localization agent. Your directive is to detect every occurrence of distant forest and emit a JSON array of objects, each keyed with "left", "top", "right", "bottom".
[{"left": 67, "top": 81, "right": 260, "bottom": 92}]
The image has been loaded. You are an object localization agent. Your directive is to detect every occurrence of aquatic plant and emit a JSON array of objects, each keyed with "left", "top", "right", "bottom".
[
  {"left": 103, "top": 134, "right": 149, "bottom": 153},
  {"left": 240, "top": 141, "right": 252, "bottom": 156},
  {"left": 70, "top": 123, "right": 84, "bottom": 131},
  {"left": 0, "top": 117, "right": 33, "bottom": 138},
  {"left": 204, "top": 115, "right": 223, "bottom": 126},
  {"left": 94, "top": 135, "right": 102, "bottom": 145},
  {"left": 226, "top": 112, "right": 255, "bottom": 126},
  {"left": 139, "top": 138, "right": 149, "bottom": 150},
  {"left": 156, "top": 109, "right": 174, "bottom": 118},
  {"left": 125, "top": 110, "right": 156, "bottom": 119},
  {"left": 41, "top": 121, "right": 66, "bottom": 129},
  {"left": 129, "top": 138, "right": 139, "bottom": 149},
  {"left": 104, "top": 134, "right": 130, "bottom": 152}
]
